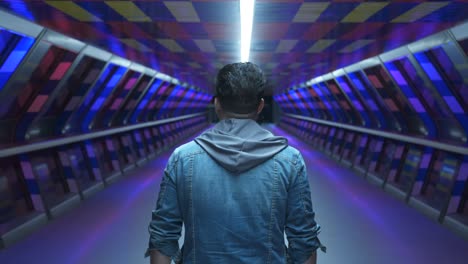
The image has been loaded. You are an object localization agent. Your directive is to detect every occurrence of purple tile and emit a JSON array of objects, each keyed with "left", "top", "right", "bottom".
[
  {"left": 444, "top": 96, "right": 464, "bottom": 114},
  {"left": 254, "top": 2, "right": 301, "bottom": 22}
]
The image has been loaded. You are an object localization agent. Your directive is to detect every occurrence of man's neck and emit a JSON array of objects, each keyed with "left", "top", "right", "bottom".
[{"left": 221, "top": 111, "right": 257, "bottom": 120}]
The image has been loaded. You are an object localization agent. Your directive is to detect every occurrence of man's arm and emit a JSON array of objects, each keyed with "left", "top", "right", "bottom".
[
  {"left": 146, "top": 152, "right": 183, "bottom": 262},
  {"left": 285, "top": 153, "right": 324, "bottom": 263},
  {"left": 150, "top": 250, "right": 171, "bottom": 264}
]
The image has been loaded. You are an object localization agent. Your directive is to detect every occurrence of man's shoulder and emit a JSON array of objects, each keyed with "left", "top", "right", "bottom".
[
  {"left": 275, "top": 145, "right": 303, "bottom": 164},
  {"left": 278, "top": 145, "right": 301, "bottom": 157},
  {"left": 172, "top": 140, "right": 205, "bottom": 158}
]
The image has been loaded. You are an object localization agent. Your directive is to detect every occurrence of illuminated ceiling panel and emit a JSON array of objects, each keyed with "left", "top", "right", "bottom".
[{"left": 0, "top": 0, "right": 467, "bottom": 94}]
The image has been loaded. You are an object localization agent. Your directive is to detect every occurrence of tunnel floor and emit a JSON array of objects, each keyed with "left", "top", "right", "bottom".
[{"left": 0, "top": 124, "right": 467, "bottom": 264}]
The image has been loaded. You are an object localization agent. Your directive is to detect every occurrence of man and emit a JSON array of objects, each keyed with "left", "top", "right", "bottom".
[{"left": 146, "top": 62, "right": 324, "bottom": 264}]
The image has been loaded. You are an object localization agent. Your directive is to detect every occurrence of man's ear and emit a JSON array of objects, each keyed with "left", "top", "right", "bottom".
[
  {"left": 214, "top": 97, "right": 224, "bottom": 118},
  {"left": 257, "top": 98, "right": 265, "bottom": 114},
  {"left": 214, "top": 97, "right": 220, "bottom": 110}
]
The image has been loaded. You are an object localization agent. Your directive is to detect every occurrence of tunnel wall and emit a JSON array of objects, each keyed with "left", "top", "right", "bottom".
[
  {"left": 0, "top": 9, "right": 211, "bottom": 247},
  {"left": 274, "top": 21, "right": 468, "bottom": 239}
]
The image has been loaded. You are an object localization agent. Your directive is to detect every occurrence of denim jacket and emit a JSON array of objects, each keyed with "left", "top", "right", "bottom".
[{"left": 146, "top": 119, "right": 324, "bottom": 263}]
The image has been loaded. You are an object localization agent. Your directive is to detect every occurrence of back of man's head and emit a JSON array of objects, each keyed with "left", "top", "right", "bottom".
[{"left": 215, "top": 62, "right": 266, "bottom": 115}]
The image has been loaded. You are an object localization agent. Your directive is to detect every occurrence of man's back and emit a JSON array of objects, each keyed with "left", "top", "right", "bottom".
[{"left": 147, "top": 119, "right": 323, "bottom": 264}]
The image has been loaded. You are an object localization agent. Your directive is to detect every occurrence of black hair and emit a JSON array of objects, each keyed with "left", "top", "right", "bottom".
[{"left": 215, "top": 62, "right": 265, "bottom": 114}]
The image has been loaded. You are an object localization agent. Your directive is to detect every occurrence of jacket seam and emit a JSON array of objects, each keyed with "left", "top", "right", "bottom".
[
  {"left": 181, "top": 149, "right": 204, "bottom": 158},
  {"left": 188, "top": 154, "right": 196, "bottom": 264},
  {"left": 267, "top": 158, "right": 279, "bottom": 264},
  {"left": 166, "top": 152, "right": 179, "bottom": 175},
  {"left": 276, "top": 147, "right": 299, "bottom": 165},
  {"left": 295, "top": 156, "right": 308, "bottom": 213}
]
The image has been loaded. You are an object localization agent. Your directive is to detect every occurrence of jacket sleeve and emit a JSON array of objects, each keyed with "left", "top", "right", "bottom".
[
  {"left": 145, "top": 151, "right": 183, "bottom": 259},
  {"left": 285, "top": 153, "right": 326, "bottom": 263}
]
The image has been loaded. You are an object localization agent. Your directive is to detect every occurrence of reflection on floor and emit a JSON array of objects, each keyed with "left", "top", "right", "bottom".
[{"left": 0, "top": 124, "right": 467, "bottom": 264}]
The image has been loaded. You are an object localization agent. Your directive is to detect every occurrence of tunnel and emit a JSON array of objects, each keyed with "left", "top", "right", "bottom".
[{"left": 0, "top": 1, "right": 467, "bottom": 263}]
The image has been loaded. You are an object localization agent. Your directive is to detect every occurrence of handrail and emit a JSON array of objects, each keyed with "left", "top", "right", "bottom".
[
  {"left": 0, "top": 112, "right": 207, "bottom": 158},
  {"left": 284, "top": 113, "right": 468, "bottom": 156}
]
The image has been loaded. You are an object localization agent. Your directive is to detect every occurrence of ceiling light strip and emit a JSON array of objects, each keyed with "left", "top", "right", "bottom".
[{"left": 240, "top": 0, "right": 255, "bottom": 62}]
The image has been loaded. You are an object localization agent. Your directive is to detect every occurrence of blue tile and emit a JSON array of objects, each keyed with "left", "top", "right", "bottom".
[
  {"left": 419, "top": 3, "right": 468, "bottom": 22},
  {"left": 137, "top": 23, "right": 168, "bottom": 39},
  {"left": 177, "top": 40, "right": 199, "bottom": 52},
  {"left": 134, "top": 1, "right": 176, "bottom": 22},
  {"left": 193, "top": 2, "right": 240, "bottom": 23},
  {"left": 254, "top": 3, "right": 301, "bottom": 23},
  {"left": 213, "top": 40, "right": 238, "bottom": 52},
  {"left": 77, "top": 1, "right": 126, "bottom": 21},
  {"left": 26, "top": 179, "right": 40, "bottom": 194},
  {"left": 316, "top": 3, "right": 359, "bottom": 22},
  {"left": 291, "top": 40, "right": 316, "bottom": 52},
  {"left": 181, "top": 23, "right": 209, "bottom": 39},
  {"left": 366, "top": 3, "right": 419, "bottom": 22},
  {"left": 284, "top": 23, "right": 310, "bottom": 39},
  {"left": 251, "top": 40, "right": 279, "bottom": 52},
  {"left": 2, "top": 0, "right": 35, "bottom": 21},
  {"left": 322, "top": 24, "right": 358, "bottom": 39}
]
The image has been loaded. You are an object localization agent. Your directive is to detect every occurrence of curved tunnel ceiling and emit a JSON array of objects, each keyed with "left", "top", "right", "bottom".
[{"left": 1, "top": 0, "right": 467, "bottom": 95}]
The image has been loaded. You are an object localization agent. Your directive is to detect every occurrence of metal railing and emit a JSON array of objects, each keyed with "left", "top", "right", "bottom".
[
  {"left": 285, "top": 113, "right": 468, "bottom": 155},
  {"left": 0, "top": 112, "right": 207, "bottom": 158}
]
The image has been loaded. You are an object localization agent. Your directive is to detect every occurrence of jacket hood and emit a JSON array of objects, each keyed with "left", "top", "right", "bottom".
[{"left": 194, "top": 119, "right": 288, "bottom": 173}]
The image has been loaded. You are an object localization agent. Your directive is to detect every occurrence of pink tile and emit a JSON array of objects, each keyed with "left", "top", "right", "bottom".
[
  {"left": 28, "top": 95, "right": 49, "bottom": 112},
  {"left": 50, "top": 62, "right": 72, "bottom": 80}
]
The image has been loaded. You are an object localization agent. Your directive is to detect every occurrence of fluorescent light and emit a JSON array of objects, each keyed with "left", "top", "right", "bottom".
[{"left": 240, "top": 0, "right": 255, "bottom": 62}]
